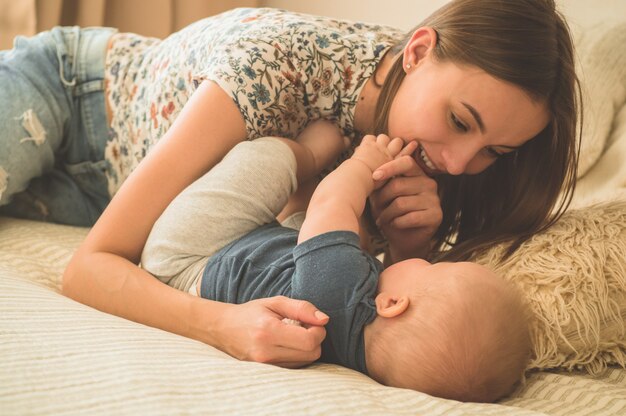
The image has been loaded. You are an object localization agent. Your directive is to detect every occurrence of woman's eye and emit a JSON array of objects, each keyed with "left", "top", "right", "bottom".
[
  {"left": 450, "top": 113, "right": 468, "bottom": 132},
  {"left": 485, "top": 147, "right": 504, "bottom": 158}
]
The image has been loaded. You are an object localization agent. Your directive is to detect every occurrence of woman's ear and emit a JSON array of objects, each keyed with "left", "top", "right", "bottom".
[
  {"left": 375, "top": 292, "right": 410, "bottom": 318},
  {"left": 402, "top": 27, "right": 438, "bottom": 72}
]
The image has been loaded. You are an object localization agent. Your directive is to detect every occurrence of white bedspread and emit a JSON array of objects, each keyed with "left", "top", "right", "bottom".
[{"left": 0, "top": 218, "right": 625, "bottom": 416}]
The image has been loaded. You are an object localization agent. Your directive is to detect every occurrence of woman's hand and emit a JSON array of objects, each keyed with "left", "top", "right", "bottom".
[
  {"left": 217, "top": 296, "right": 328, "bottom": 368},
  {"left": 369, "top": 153, "right": 443, "bottom": 263}
]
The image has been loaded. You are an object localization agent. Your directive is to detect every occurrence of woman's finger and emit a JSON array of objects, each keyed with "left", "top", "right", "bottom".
[
  {"left": 272, "top": 355, "right": 323, "bottom": 368},
  {"left": 267, "top": 318, "right": 326, "bottom": 353},
  {"left": 372, "top": 176, "right": 437, "bottom": 208},
  {"left": 248, "top": 335, "right": 323, "bottom": 366},
  {"left": 262, "top": 297, "right": 328, "bottom": 352},
  {"left": 273, "top": 361, "right": 312, "bottom": 369},
  {"left": 268, "top": 296, "right": 329, "bottom": 327},
  {"left": 375, "top": 194, "right": 432, "bottom": 224},
  {"left": 389, "top": 206, "right": 443, "bottom": 229}
]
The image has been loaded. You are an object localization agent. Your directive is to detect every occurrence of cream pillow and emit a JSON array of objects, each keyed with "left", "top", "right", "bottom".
[
  {"left": 474, "top": 200, "right": 626, "bottom": 373},
  {"left": 574, "top": 21, "right": 626, "bottom": 178}
]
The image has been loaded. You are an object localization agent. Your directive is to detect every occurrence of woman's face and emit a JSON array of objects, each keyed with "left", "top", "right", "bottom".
[{"left": 387, "top": 56, "right": 550, "bottom": 176}]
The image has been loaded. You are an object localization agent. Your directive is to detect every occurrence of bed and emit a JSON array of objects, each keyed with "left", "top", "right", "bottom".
[{"left": 1, "top": 20, "right": 625, "bottom": 416}]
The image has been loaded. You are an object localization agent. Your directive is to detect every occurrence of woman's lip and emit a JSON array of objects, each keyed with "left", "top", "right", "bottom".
[
  {"left": 413, "top": 150, "right": 437, "bottom": 176},
  {"left": 414, "top": 145, "right": 444, "bottom": 176}
]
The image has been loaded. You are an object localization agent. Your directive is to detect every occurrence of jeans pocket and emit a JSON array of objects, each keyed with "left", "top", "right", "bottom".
[{"left": 64, "top": 159, "right": 110, "bottom": 211}]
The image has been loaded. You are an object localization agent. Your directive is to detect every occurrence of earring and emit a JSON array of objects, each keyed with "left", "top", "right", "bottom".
[{"left": 405, "top": 63, "right": 411, "bottom": 69}]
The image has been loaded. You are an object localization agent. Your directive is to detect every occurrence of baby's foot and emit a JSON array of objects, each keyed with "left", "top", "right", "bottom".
[{"left": 296, "top": 120, "right": 350, "bottom": 172}]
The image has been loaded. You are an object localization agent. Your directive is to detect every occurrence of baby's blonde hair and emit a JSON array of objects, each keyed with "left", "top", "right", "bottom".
[{"left": 371, "top": 271, "right": 531, "bottom": 402}]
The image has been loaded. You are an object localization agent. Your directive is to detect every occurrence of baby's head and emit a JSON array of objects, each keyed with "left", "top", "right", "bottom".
[{"left": 364, "top": 259, "right": 531, "bottom": 402}]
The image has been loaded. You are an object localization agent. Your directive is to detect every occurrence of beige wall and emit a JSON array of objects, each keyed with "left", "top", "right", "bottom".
[
  {"left": 264, "top": 0, "right": 626, "bottom": 31},
  {"left": 3, "top": 0, "right": 625, "bottom": 50},
  {"left": 0, "top": 0, "right": 36, "bottom": 48},
  {"left": 102, "top": 0, "right": 259, "bottom": 39},
  {"left": 1, "top": 0, "right": 260, "bottom": 48}
]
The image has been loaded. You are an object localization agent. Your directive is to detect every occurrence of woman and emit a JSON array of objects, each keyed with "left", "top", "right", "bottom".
[{"left": 0, "top": 0, "right": 580, "bottom": 367}]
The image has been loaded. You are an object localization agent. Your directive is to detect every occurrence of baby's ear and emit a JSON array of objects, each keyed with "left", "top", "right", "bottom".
[{"left": 375, "top": 293, "right": 410, "bottom": 318}]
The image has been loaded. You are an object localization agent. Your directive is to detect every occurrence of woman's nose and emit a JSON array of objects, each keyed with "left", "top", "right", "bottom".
[{"left": 440, "top": 142, "right": 480, "bottom": 175}]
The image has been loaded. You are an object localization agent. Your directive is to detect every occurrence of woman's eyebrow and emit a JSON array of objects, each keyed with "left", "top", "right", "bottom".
[{"left": 461, "top": 102, "right": 486, "bottom": 134}]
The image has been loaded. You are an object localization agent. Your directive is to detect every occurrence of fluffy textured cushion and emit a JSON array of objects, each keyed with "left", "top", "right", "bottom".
[{"left": 475, "top": 201, "right": 626, "bottom": 373}]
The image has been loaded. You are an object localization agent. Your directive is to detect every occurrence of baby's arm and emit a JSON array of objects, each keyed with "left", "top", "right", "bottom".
[{"left": 297, "top": 135, "right": 415, "bottom": 244}]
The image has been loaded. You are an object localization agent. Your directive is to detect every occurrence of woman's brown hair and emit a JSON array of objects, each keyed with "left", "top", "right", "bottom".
[{"left": 373, "top": 0, "right": 582, "bottom": 261}]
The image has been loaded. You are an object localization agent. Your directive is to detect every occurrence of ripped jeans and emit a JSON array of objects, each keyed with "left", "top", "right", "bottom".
[{"left": 0, "top": 26, "right": 116, "bottom": 226}]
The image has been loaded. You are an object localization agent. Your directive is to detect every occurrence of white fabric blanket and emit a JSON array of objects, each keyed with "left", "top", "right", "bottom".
[{"left": 0, "top": 218, "right": 625, "bottom": 415}]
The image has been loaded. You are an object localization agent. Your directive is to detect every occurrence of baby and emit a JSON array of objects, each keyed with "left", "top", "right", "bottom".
[{"left": 141, "top": 121, "right": 531, "bottom": 403}]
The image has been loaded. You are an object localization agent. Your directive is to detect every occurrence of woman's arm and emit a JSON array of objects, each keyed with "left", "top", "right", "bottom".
[{"left": 62, "top": 81, "right": 328, "bottom": 367}]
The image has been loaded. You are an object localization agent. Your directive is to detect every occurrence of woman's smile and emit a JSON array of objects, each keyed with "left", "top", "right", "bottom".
[{"left": 415, "top": 144, "right": 444, "bottom": 175}]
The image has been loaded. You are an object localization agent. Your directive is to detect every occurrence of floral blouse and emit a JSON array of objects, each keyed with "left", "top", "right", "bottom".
[{"left": 103, "top": 7, "right": 403, "bottom": 196}]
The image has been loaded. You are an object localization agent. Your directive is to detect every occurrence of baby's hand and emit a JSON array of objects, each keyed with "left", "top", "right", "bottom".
[{"left": 351, "top": 134, "right": 406, "bottom": 173}]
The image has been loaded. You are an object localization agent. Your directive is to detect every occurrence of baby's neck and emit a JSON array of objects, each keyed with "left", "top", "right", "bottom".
[{"left": 363, "top": 318, "right": 389, "bottom": 384}]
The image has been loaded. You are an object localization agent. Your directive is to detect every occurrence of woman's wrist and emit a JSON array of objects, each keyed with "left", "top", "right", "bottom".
[{"left": 187, "top": 296, "right": 231, "bottom": 349}]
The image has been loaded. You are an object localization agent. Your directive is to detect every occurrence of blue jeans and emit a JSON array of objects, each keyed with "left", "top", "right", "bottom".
[{"left": 0, "top": 26, "right": 116, "bottom": 226}]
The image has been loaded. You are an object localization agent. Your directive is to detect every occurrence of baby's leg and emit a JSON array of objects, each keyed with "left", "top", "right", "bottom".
[
  {"left": 141, "top": 137, "right": 299, "bottom": 293},
  {"left": 281, "top": 120, "right": 349, "bottom": 183},
  {"left": 277, "top": 178, "right": 317, "bottom": 226},
  {"left": 275, "top": 120, "right": 347, "bottom": 225}
]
